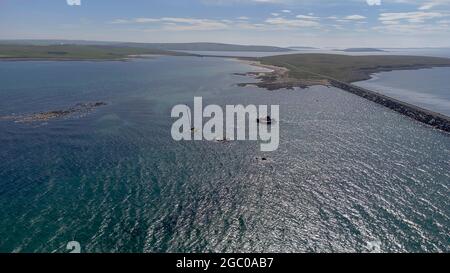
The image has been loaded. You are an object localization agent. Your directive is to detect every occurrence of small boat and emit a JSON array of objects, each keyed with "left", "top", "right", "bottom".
[
  {"left": 257, "top": 116, "right": 273, "bottom": 125},
  {"left": 255, "top": 156, "right": 272, "bottom": 163}
]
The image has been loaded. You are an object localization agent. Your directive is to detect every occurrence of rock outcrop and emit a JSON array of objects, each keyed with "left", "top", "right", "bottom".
[{"left": 1, "top": 102, "right": 107, "bottom": 123}]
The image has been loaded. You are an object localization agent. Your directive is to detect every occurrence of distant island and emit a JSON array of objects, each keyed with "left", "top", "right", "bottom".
[
  {"left": 116, "top": 42, "right": 293, "bottom": 52},
  {"left": 337, "top": 48, "right": 386, "bottom": 52},
  {"left": 287, "top": 46, "right": 317, "bottom": 50}
]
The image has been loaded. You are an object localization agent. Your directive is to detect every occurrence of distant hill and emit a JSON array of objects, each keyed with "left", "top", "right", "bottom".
[
  {"left": 0, "top": 40, "right": 118, "bottom": 46},
  {"left": 0, "top": 40, "right": 293, "bottom": 53},
  {"left": 116, "top": 42, "right": 292, "bottom": 52},
  {"left": 0, "top": 44, "right": 191, "bottom": 60},
  {"left": 339, "top": 48, "right": 386, "bottom": 52},
  {"left": 287, "top": 46, "right": 317, "bottom": 50}
]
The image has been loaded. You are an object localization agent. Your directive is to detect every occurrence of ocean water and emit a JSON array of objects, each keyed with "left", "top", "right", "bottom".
[
  {"left": 354, "top": 67, "right": 450, "bottom": 117},
  {"left": 0, "top": 57, "right": 449, "bottom": 253}
]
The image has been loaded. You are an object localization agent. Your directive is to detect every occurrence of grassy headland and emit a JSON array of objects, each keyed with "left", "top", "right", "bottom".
[
  {"left": 0, "top": 41, "right": 292, "bottom": 60},
  {"left": 0, "top": 44, "right": 191, "bottom": 60},
  {"left": 240, "top": 54, "right": 450, "bottom": 90}
]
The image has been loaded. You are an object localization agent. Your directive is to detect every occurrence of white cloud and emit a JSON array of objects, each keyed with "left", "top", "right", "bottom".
[
  {"left": 418, "top": 0, "right": 450, "bottom": 10},
  {"left": 296, "top": 15, "right": 320, "bottom": 20},
  {"left": 366, "top": 0, "right": 381, "bottom": 6},
  {"left": 201, "top": 0, "right": 292, "bottom": 4},
  {"left": 111, "top": 15, "right": 321, "bottom": 32},
  {"left": 373, "top": 22, "right": 450, "bottom": 33},
  {"left": 111, "top": 17, "right": 230, "bottom": 31},
  {"left": 135, "top": 18, "right": 161, "bottom": 23},
  {"left": 379, "top": 11, "right": 445, "bottom": 23},
  {"left": 66, "top": 0, "right": 81, "bottom": 6},
  {"left": 265, "top": 17, "right": 321, "bottom": 27},
  {"left": 344, "top": 15, "right": 367, "bottom": 20}
]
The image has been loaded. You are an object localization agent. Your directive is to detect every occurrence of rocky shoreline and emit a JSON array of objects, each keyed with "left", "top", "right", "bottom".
[{"left": 236, "top": 60, "right": 329, "bottom": 90}]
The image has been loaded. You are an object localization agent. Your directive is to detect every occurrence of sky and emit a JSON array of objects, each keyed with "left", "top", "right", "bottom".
[{"left": 1, "top": 0, "right": 450, "bottom": 48}]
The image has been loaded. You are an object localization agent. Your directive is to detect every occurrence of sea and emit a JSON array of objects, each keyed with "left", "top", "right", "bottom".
[
  {"left": 0, "top": 55, "right": 449, "bottom": 253},
  {"left": 354, "top": 67, "right": 450, "bottom": 117}
]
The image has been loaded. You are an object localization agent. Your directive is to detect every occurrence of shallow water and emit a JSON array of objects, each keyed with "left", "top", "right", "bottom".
[{"left": 0, "top": 57, "right": 448, "bottom": 253}]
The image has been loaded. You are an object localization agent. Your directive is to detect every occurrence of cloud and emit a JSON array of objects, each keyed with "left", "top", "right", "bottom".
[
  {"left": 418, "top": 0, "right": 450, "bottom": 10},
  {"left": 265, "top": 17, "right": 321, "bottom": 27},
  {"left": 366, "top": 0, "right": 381, "bottom": 6},
  {"left": 111, "top": 17, "right": 230, "bottom": 31},
  {"left": 296, "top": 15, "right": 320, "bottom": 20},
  {"left": 201, "top": 0, "right": 293, "bottom": 4},
  {"left": 135, "top": 18, "right": 161, "bottom": 23},
  {"left": 379, "top": 11, "right": 445, "bottom": 23},
  {"left": 66, "top": 0, "right": 81, "bottom": 6},
  {"left": 374, "top": 9, "right": 450, "bottom": 34},
  {"left": 344, "top": 15, "right": 367, "bottom": 20},
  {"left": 373, "top": 22, "right": 450, "bottom": 33}
]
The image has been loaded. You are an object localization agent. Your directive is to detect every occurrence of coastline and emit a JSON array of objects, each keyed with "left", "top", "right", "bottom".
[
  {"left": 345, "top": 63, "right": 450, "bottom": 82},
  {"left": 0, "top": 54, "right": 167, "bottom": 62},
  {"left": 3, "top": 53, "right": 450, "bottom": 132},
  {"left": 239, "top": 58, "right": 450, "bottom": 132},
  {"left": 235, "top": 59, "right": 330, "bottom": 90},
  {"left": 0, "top": 53, "right": 193, "bottom": 62},
  {"left": 0, "top": 57, "right": 129, "bottom": 62}
]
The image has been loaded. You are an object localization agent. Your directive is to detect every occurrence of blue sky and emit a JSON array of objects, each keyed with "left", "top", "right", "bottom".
[{"left": 1, "top": 0, "right": 450, "bottom": 47}]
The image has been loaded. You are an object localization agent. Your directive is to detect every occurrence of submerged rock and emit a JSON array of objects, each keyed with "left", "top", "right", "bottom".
[{"left": 1, "top": 102, "right": 107, "bottom": 123}]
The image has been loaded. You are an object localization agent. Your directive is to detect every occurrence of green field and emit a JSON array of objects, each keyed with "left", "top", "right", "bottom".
[
  {"left": 0, "top": 44, "right": 190, "bottom": 60},
  {"left": 259, "top": 53, "right": 450, "bottom": 83}
]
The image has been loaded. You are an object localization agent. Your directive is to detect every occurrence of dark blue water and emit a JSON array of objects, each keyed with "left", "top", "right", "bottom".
[{"left": 0, "top": 57, "right": 449, "bottom": 253}]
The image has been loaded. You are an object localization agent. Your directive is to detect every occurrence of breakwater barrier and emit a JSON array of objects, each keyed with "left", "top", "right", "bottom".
[{"left": 329, "top": 79, "right": 450, "bottom": 132}]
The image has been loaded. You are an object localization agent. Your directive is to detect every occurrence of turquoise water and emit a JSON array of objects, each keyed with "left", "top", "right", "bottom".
[
  {"left": 354, "top": 67, "right": 450, "bottom": 117},
  {"left": 0, "top": 57, "right": 449, "bottom": 253}
]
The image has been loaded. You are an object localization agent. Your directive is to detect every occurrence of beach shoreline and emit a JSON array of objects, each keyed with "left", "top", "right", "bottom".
[{"left": 235, "top": 58, "right": 330, "bottom": 90}]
